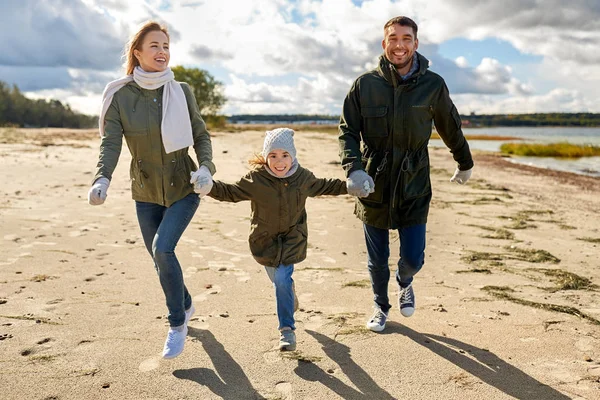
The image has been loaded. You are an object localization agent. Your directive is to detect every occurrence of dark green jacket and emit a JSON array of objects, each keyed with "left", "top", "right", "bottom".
[
  {"left": 209, "top": 165, "right": 347, "bottom": 267},
  {"left": 93, "top": 81, "right": 215, "bottom": 207},
  {"left": 339, "top": 53, "right": 473, "bottom": 229}
]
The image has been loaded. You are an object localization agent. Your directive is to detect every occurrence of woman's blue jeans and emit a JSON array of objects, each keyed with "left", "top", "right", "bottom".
[
  {"left": 135, "top": 193, "right": 200, "bottom": 327},
  {"left": 264, "top": 264, "right": 295, "bottom": 330},
  {"left": 363, "top": 223, "right": 426, "bottom": 313}
]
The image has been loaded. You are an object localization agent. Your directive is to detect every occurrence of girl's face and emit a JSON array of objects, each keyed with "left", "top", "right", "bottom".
[
  {"left": 134, "top": 30, "right": 170, "bottom": 72},
  {"left": 267, "top": 149, "right": 293, "bottom": 177}
]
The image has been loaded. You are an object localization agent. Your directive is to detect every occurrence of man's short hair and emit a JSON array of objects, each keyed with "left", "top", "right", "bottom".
[{"left": 384, "top": 16, "right": 418, "bottom": 38}]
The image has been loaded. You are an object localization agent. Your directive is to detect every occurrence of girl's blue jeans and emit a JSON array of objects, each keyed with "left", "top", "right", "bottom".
[
  {"left": 363, "top": 223, "right": 426, "bottom": 313},
  {"left": 264, "top": 264, "right": 295, "bottom": 330},
  {"left": 135, "top": 193, "right": 199, "bottom": 327}
]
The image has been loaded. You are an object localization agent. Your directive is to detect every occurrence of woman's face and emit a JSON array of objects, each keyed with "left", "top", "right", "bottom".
[{"left": 134, "top": 30, "right": 170, "bottom": 72}]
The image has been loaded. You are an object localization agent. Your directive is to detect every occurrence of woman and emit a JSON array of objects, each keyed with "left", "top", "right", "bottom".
[{"left": 87, "top": 21, "right": 215, "bottom": 359}]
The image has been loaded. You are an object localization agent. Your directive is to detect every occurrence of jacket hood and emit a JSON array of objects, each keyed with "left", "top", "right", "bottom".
[{"left": 377, "top": 52, "right": 430, "bottom": 86}]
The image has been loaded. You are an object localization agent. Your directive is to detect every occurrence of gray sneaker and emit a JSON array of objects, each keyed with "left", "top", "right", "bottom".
[
  {"left": 398, "top": 283, "right": 415, "bottom": 317},
  {"left": 279, "top": 328, "right": 296, "bottom": 351},
  {"left": 366, "top": 308, "right": 388, "bottom": 332}
]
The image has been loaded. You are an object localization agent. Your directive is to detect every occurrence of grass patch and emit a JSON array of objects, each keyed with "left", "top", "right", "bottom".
[
  {"left": 481, "top": 286, "right": 600, "bottom": 325},
  {"left": 297, "top": 267, "right": 344, "bottom": 272},
  {"left": 0, "top": 315, "right": 61, "bottom": 325},
  {"left": 505, "top": 246, "right": 560, "bottom": 263},
  {"left": 31, "top": 274, "right": 52, "bottom": 282},
  {"left": 467, "top": 224, "right": 515, "bottom": 240},
  {"left": 280, "top": 351, "right": 322, "bottom": 363},
  {"left": 29, "top": 354, "right": 61, "bottom": 363},
  {"left": 456, "top": 268, "right": 492, "bottom": 274},
  {"left": 499, "top": 210, "right": 554, "bottom": 230},
  {"left": 559, "top": 224, "right": 577, "bottom": 230},
  {"left": 453, "top": 197, "right": 504, "bottom": 205},
  {"left": 577, "top": 237, "right": 600, "bottom": 244},
  {"left": 336, "top": 326, "right": 373, "bottom": 336},
  {"left": 527, "top": 268, "right": 597, "bottom": 291},
  {"left": 342, "top": 280, "right": 370, "bottom": 288},
  {"left": 430, "top": 167, "right": 449, "bottom": 175},
  {"left": 461, "top": 252, "right": 505, "bottom": 264},
  {"left": 470, "top": 181, "right": 511, "bottom": 192},
  {"left": 500, "top": 142, "right": 600, "bottom": 158},
  {"left": 327, "top": 312, "right": 361, "bottom": 326},
  {"left": 432, "top": 132, "right": 522, "bottom": 141}
]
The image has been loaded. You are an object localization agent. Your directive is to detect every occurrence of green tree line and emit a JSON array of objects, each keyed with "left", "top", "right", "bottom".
[
  {"left": 0, "top": 81, "right": 97, "bottom": 128},
  {"left": 464, "top": 113, "right": 600, "bottom": 127}
]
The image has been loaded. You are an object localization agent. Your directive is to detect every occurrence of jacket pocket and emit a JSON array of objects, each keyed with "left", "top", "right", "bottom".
[
  {"left": 402, "top": 152, "right": 431, "bottom": 200},
  {"left": 361, "top": 106, "right": 388, "bottom": 137},
  {"left": 361, "top": 151, "right": 389, "bottom": 204}
]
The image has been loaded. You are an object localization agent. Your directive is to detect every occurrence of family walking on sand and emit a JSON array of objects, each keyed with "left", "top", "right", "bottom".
[{"left": 87, "top": 16, "right": 473, "bottom": 359}]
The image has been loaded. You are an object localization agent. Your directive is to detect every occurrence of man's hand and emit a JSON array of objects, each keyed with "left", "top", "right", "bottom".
[
  {"left": 190, "top": 166, "right": 213, "bottom": 197},
  {"left": 450, "top": 167, "right": 472, "bottom": 185},
  {"left": 88, "top": 177, "right": 110, "bottom": 205},
  {"left": 347, "top": 170, "right": 375, "bottom": 197}
]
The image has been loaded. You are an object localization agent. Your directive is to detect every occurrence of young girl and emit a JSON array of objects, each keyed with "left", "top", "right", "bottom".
[
  {"left": 208, "top": 128, "right": 347, "bottom": 350},
  {"left": 87, "top": 21, "right": 215, "bottom": 359}
]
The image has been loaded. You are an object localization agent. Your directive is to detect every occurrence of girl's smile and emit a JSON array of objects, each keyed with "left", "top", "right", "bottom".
[{"left": 267, "top": 149, "right": 293, "bottom": 177}]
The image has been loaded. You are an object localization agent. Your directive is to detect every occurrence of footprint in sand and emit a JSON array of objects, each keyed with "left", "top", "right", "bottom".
[
  {"left": 262, "top": 349, "right": 283, "bottom": 364},
  {"left": 193, "top": 285, "right": 222, "bottom": 303},
  {"left": 223, "top": 229, "right": 247, "bottom": 243},
  {"left": 321, "top": 256, "right": 337, "bottom": 264},
  {"left": 183, "top": 266, "right": 199, "bottom": 278},
  {"left": 233, "top": 271, "right": 251, "bottom": 282},
  {"left": 139, "top": 356, "right": 161, "bottom": 372},
  {"left": 275, "top": 381, "right": 293, "bottom": 398},
  {"left": 208, "top": 261, "right": 235, "bottom": 272},
  {"left": 19, "top": 241, "right": 56, "bottom": 249},
  {"left": 303, "top": 314, "right": 324, "bottom": 330}
]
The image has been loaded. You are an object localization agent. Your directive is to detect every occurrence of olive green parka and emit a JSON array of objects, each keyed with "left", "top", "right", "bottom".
[
  {"left": 339, "top": 53, "right": 473, "bottom": 229},
  {"left": 208, "top": 165, "right": 347, "bottom": 267},
  {"left": 93, "top": 81, "right": 215, "bottom": 207}
]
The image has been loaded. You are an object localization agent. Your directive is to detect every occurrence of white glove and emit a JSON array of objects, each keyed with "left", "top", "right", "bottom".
[
  {"left": 88, "top": 177, "right": 110, "bottom": 205},
  {"left": 450, "top": 167, "right": 472, "bottom": 185},
  {"left": 347, "top": 170, "right": 375, "bottom": 197},
  {"left": 190, "top": 165, "right": 213, "bottom": 197}
]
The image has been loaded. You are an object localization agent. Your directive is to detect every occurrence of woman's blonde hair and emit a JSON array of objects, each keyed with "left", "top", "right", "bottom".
[
  {"left": 248, "top": 153, "right": 267, "bottom": 167},
  {"left": 123, "top": 21, "right": 170, "bottom": 75}
]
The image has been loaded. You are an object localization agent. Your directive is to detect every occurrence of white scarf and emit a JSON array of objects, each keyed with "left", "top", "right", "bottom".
[{"left": 98, "top": 66, "right": 193, "bottom": 154}]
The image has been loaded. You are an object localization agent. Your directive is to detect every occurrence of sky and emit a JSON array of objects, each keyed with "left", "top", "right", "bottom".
[{"left": 2, "top": 0, "right": 600, "bottom": 117}]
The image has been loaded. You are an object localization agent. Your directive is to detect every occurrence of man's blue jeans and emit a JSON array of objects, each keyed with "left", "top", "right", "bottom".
[
  {"left": 363, "top": 223, "right": 426, "bottom": 313},
  {"left": 136, "top": 193, "right": 200, "bottom": 327},
  {"left": 264, "top": 264, "right": 295, "bottom": 330}
]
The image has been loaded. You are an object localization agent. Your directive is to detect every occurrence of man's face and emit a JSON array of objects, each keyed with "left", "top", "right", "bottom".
[{"left": 382, "top": 24, "right": 418, "bottom": 71}]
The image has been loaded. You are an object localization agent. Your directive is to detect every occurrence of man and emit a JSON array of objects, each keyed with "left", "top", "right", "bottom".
[{"left": 339, "top": 16, "right": 474, "bottom": 332}]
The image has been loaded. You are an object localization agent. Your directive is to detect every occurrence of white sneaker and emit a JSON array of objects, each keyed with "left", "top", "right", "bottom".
[
  {"left": 185, "top": 304, "right": 195, "bottom": 324},
  {"left": 162, "top": 325, "right": 188, "bottom": 359},
  {"left": 366, "top": 308, "right": 388, "bottom": 332}
]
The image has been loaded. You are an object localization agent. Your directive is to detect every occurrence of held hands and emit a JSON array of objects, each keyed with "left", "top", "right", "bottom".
[
  {"left": 87, "top": 177, "right": 110, "bottom": 205},
  {"left": 347, "top": 170, "right": 375, "bottom": 197},
  {"left": 450, "top": 167, "right": 473, "bottom": 185},
  {"left": 190, "top": 165, "right": 213, "bottom": 197}
]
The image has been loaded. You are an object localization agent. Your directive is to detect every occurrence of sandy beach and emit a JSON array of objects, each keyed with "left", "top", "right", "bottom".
[{"left": 1, "top": 127, "right": 599, "bottom": 400}]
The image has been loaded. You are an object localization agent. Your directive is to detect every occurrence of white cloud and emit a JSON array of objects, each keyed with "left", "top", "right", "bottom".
[{"left": 2, "top": 0, "right": 600, "bottom": 116}]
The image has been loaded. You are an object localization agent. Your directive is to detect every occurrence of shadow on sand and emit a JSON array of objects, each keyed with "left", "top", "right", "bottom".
[
  {"left": 294, "top": 329, "right": 395, "bottom": 399},
  {"left": 172, "top": 327, "right": 265, "bottom": 400},
  {"left": 384, "top": 321, "right": 571, "bottom": 400}
]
